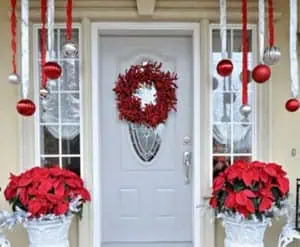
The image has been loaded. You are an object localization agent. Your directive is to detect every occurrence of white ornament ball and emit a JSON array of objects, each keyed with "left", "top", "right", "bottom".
[
  {"left": 63, "top": 40, "right": 78, "bottom": 58},
  {"left": 263, "top": 46, "right": 281, "bottom": 66},
  {"left": 40, "top": 88, "right": 49, "bottom": 98},
  {"left": 240, "top": 104, "right": 252, "bottom": 117},
  {"left": 8, "top": 73, "right": 20, "bottom": 84}
]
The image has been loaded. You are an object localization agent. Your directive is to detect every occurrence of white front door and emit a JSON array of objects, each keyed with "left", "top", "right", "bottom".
[{"left": 99, "top": 34, "right": 193, "bottom": 247}]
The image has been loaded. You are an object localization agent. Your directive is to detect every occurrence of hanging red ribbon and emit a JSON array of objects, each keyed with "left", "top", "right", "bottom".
[
  {"left": 66, "top": 0, "right": 73, "bottom": 40},
  {"left": 242, "top": 0, "right": 248, "bottom": 105},
  {"left": 10, "top": 0, "right": 17, "bottom": 74},
  {"left": 41, "top": 0, "right": 47, "bottom": 88},
  {"left": 268, "top": 0, "right": 274, "bottom": 47}
]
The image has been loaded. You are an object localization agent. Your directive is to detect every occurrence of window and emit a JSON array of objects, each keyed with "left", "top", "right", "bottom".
[
  {"left": 35, "top": 26, "right": 82, "bottom": 176},
  {"left": 211, "top": 26, "right": 256, "bottom": 178}
]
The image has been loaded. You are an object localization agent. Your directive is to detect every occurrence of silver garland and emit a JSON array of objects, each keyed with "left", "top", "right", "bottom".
[
  {"left": 290, "top": 0, "right": 299, "bottom": 97},
  {"left": 0, "top": 197, "right": 83, "bottom": 230},
  {"left": 21, "top": 0, "right": 29, "bottom": 99}
]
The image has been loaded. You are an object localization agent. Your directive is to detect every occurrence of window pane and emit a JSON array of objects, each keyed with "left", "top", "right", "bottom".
[
  {"left": 233, "top": 156, "right": 252, "bottom": 163},
  {"left": 213, "top": 124, "right": 231, "bottom": 154},
  {"left": 60, "top": 93, "right": 80, "bottom": 123},
  {"left": 40, "top": 126, "right": 59, "bottom": 154},
  {"left": 40, "top": 93, "right": 59, "bottom": 123},
  {"left": 62, "top": 131, "right": 80, "bottom": 155},
  {"left": 61, "top": 60, "right": 80, "bottom": 91},
  {"left": 62, "top": 157, "right": 80, "bottom": 176},
  {"left": 41, "top": 157, "right": 60, "bottom": 167},
  {"left": 59, "top": 29, "right": 79, "bottom": 59},
  {"left": 233, "top": 124, "right": 252, "bottom": 153},
  {"left": 212, "top": 92, "right": 231, "bottom": 122},
  {"left": 213, "top": 156, "right": 231, "bottom": 178}
]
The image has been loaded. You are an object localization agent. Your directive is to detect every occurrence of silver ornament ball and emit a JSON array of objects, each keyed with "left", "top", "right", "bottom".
[
  {"left": 63, "top": 40, "right": 78, "bottom": 58},
  {"left": 8, "top": 73, "right": 20, "bottom": 84},
  {"left": 240, "top": 104, "right": 252, "bottom": 117},
  {"left": 40, "top": 88, "right": 49, "bottom": 98},
  {"left": 263, "top": 46, "right": 281, "bottom": 66}
]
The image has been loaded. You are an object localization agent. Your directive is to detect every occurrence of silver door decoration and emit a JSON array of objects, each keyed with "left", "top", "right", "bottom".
[{"left": 129, "top": 82, "right": 164, "bottom": 162}]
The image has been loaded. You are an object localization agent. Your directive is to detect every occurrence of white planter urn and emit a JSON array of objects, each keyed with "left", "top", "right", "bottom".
[
  {"left": 23, "top": 216, "right": 72, "bottom": 247},
  {"left": 222, "top": 215, "right": 270, "bottom": 247},
  {"left": 0, "top": 232, "right": 11, "bottom": 247}
]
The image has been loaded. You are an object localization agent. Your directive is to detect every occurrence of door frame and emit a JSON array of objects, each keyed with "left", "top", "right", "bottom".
[{"left": 91, "top": 22, "right": 202, "bottom": 247}]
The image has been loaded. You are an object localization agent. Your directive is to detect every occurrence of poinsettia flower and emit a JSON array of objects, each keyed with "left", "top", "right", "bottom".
[
  {"left": 259, "top": 188, "right": 274, "bottom": 199},
  {"left": 212, "top": 175, "right": 225, "bottom": 192},
  {"left": 54, "top": 202, "right": 69, "bottom": 215},
  {"left": 209, "top": 196, "right": 218, "bottom": 208},
  {"left": 28, "top": 199, "right": 43, "bottom": 217},
  {"left": 259, "top": 197, "right": 273, "bottom": 212},
  {"left": 263, "top": 164, "right": 278, "bottom": 177},
  {"left": 237, "top": 206, "right": 250, "bottom": 218},
  {"left": 277, "top": 176, "right": 289, "bottom": 195},
  {"left": 224, "top": 192, "right": 236, "bottom": 208},
  {"left": 38, "top": 179, "right": 53, "bottom": 194}
]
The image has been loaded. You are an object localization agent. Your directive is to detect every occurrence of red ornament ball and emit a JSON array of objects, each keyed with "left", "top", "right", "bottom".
[
  {"left": 16, "top": 99, "right": 36, "bottom": 116},
  {"left": 285, "top": 98, "right": 300, "bottom": 112},
  {"left": 217, "top": 59, "right": 234, "bottom": 77},
  {"left": 43, "top": 61, "right": 62, "bottom": 80},
  {"left": 252, "top": 64, "right": 271, "bottom": 83}
]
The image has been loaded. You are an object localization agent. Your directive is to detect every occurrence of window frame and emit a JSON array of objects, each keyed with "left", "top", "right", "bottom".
[{"left": 20, "top": 23, "right": 83, "bottom": 175}]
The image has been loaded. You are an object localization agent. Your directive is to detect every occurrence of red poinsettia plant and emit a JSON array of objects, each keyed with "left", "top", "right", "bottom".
[
  {"left": 210, "top": 160, "right": 289, "bottom": 220},
  {"left": 4, "top": 166, "right": 91, "bottom": 218}
]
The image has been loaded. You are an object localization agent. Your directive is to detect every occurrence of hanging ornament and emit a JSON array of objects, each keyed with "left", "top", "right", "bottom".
[
  {"left": 43, "top": 61, "right": 62, "bottom": 80},
  {"left": 216, "top": 0, "right": 233, "bottom": 77},
  {"left": 8, "top": 73, "right": 20, "bottom": 85},
  {"left": 16, "top": 99, "right": 36, "bottom": 117},
  {"left": 40, "top": 87, "right": 49, "bottom": 98},
  {"left": 285, "top": 98, "right": 300, "bottom": 112},
  {"left": 17, "top": 0, "right": 36, "bottom": 117},
  {"left": 63, "top": 0, "right": 78, "bottom": 57},
  {"left": 217, "top": 59, "right": 233, "bottom": 77},
  {"left": 40, "top": 0, "right": 48, "bottom": 91},
  {"left": 252, "top": 64, "right": 271, "bottom": 83},
  {"left": 240, "top": 0, "right": 250, "bottom": 118},
  {"left": 286, "top": 0, "right": 299, "bottom": 112},
  {"left": 44, "top": 0, "right": 62, "bottom": 80},
  {"left": 263, "top": 0, "right": 281, "bottom": 65},
  {"left": 253, "top": 0, "right": 271, "bottom": 84},
  {"left": 8, "top": 0, "right": 20, "bottom": 84},
  {"left": 240, "top": 104, "right": 252, "bottom": 117}
]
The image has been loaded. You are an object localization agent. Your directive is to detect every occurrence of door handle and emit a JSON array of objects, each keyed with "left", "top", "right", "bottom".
[{"left": 183, "top": 151, "right": 192, "bottom": 184}]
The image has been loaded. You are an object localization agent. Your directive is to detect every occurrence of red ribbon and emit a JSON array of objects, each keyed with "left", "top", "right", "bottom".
[
  {"left": 10, "top": 0, "right": 17, "bottom": 74},
  {"left": 66, "top": 0, "right": 73, "bottom": 40},
  {"left": 268, "top": 0, "right": 274, "bottom": 47},
  {"left": 242, "top": 0, "right": 248, "bottom": 105},
  {"left": 41, "top": 0, "right": 47, "bottom": 88}
]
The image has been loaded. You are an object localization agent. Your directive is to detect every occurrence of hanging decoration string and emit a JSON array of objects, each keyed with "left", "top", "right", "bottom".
[
  {"left": 258, "top": 0, "right": 265, "bottom": 63},
  {"left": 41, "top": 0, "right": 47, "bottom": 89},
  {"left": 290, "top": 0, "right": 299, "bottom": 98},
  {"left": 268, "top": 0, "right": 274, "bottom": 47},
  {"left": 10, "top": 0, "right": 17, "bottom": 74},
  {"left": 242, "top": 0, "right": 248, "bottom": 105},
  {"left": 47, "top": 0, "right": 55, "bottom": 60},
  {"left": 66, "top": 0, "right": 73, "bottom": 41},
  {"left": 220, "top": 0, "right": 227, "bottom": 58},
  {"left": 21, "top": 0, "right": 29, "bottom": 99}
]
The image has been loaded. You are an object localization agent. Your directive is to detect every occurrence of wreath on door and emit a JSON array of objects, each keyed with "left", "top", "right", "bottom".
[{"left": 113, "top": 62, "right": 178, "bottom": 128}]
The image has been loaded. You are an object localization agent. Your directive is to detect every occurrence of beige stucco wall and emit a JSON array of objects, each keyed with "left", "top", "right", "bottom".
[{"left": 0, "top": 1, "right": 299, "bottom": 247}]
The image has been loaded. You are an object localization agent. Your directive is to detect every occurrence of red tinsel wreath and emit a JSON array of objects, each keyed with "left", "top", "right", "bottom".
[{"left": 113, "top": 62, "right": 178, "bottom": 128}]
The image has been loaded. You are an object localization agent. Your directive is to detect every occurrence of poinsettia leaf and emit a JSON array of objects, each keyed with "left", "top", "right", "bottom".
[{"left": 271, "top": 187, "right": 281, "bottom": 201}]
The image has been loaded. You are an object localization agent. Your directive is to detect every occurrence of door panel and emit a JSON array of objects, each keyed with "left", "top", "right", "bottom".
[{"left": 99, "top": 35, "right": 193, "bottom": 247}]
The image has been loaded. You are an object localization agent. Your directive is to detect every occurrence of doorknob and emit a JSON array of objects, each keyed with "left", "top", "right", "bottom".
[{"left": 183, "top": 151, "right": 192, "bottom": 184}]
